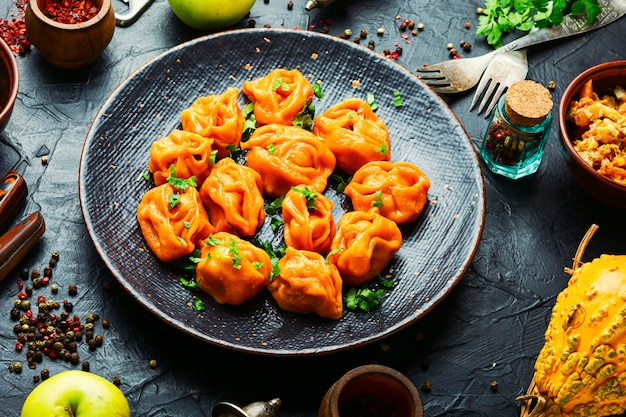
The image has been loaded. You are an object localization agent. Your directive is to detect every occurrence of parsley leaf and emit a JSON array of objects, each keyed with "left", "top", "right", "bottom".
[
  {"left": 291, "top": 186, "right": 318, "bottom": 211},
  {"left": 476, "top": 0, "right": 601, "bottom": 47}
]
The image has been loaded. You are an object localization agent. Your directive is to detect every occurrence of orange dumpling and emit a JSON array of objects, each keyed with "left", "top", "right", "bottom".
[
  {"left": 148, "top": 129, "right": 214, "bottom": 186},
  {"left": 268, "top": 247, "right": 343, "bottom": 320},
  {"left": 242, "top": 68, "right": 314, "bottom": 126},
  {"left": 327, "top": 209, "right": 402, "bottom": 287},
  {"left": 313, "top": 98, "right": 390, "bottom": 174},
  {"left": 282, "top": 185, "right": 336, "bottom": 254},
  {"left": 137, "top": 183, "right": 213, "bottom": 262},
  {"left": 199, "top": 157, "right": 265, "bottom": 237},
  {"left": 195, "top": 232, "right": 272, "bottom": 305},
  {"left": 181, "top": 87, "right": 244, "bottom": 158},
  {"left": 345, "top": 161, "right": 431, "bottom": 224},
  {"left": 241, "top": 124, "right": 336, "bottom": 197}
]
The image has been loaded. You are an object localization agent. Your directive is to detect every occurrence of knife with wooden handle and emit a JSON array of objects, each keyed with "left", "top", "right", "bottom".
[
  {"left": 0, "top": 170, "right": 28, "bottom": 233},
  {"left": 0, "top": 211, "right": 46, "bottom": 282},
  {"left": 0, "top": 171, "right": 46, "bottom": 282}
]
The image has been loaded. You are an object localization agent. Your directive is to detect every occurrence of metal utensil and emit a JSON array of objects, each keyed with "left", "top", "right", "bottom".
[
  {"left": 115, "top": 0, "right": 154, "bottom": 27},
  {"left": 471, "top": 49, "right": 529, "bottom": 116},
  {"left": 416, "top": 0, "right": 626, "bottom": 93}
]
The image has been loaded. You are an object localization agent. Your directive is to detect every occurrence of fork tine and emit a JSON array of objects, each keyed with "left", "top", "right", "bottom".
[{"left": 479, "top": 84, "right": 508, "bottom": 116}]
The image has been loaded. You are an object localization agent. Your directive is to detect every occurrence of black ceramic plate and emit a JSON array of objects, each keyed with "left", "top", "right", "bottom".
[{"left": 79, "top": 28, "right": 485, "bottom": 356}]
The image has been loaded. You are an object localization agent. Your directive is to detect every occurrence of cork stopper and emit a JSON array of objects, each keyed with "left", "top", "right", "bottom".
[{"left": 504, "top": 80, "right": 553, "bottom": 126}]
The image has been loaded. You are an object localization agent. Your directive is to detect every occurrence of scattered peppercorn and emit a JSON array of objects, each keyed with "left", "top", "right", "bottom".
[
  {"left": 449, "top": 48, "right": 458, "bottom": 57},
  {"left": 353, "top": 37, "right": 360, "bottom": 44},
  {"left": 377, "top": 27, "right": 384, "bottom": 36},
  {"left": 82, "top": 361, "right": 90, "bottom": 372},
  {"left": 367, "top": 40, "right": 375, "bottom": 50},
  {"left": 446, "top": 43, "right": 454, "bottom": 50},
  {"left": 360, "top": 29, "right": 367, "bottom": 38},
  {"left": 460, "top": 41, "right": 472, "bottom": 52},
  {"left": 476, "top": 7, "right": 484, "bottom": 14},
  {"left": 421, "top": 380, "right": 432, "bottom": 392},
  {"left": 287, "top": 0, "right": 293, "bottom": 10},
  {"left": 417, "top": 22, "right": 424, "bottom": 31},
  {"left": 150, "top": 359, "right": 157, "bottom": 369},
  {"left": 548, "top": 80, "right": 556, "bottom": 89},
  {"left": 33, "top": 375, "right": 40, "bottom": 383},
  {"left": 41, "top": 369, "right": 50, "bottom": 380},
  {"left": 51, "top": 284, "right": 59, "bottom": 294},
  {"left": 490, "top": 380, "right": 499, "bottom": 392},
  {"left": 112, "top": 375, "right": 121, "bottom": 386},
  {"left": 68, "top": 284, "right": 78, "bottom": 296},
  {"left": 102, "top": 319, "right": 110, "bottom": 329},
  {"left": 12, "top": 361, "right": 23, "bottom": 373},
  {"left": 464, "top": 22, "right": 471, "bottom": 29}
]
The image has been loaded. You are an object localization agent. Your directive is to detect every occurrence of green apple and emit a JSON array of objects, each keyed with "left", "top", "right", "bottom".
[
  {"left": 167, "top": 0, "right": 256, "bottom": 31},
  {"left": 20, "top": 370, "right": 131, "bottom": 417}
]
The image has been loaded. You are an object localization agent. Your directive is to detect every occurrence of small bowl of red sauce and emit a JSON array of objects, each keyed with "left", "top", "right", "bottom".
[
  {"left": 319, "top": 365, "right": 423, "bottom": 417},
  {"left": 0, "top": 37, "right": 19, "bottom": 135},
  {"left": 24, "top": 0, "right": 116, "bottom": 69}
]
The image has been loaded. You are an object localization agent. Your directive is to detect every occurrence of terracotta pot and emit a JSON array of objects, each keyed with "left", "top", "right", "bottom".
[
  {"left": 0, "top": 37, "right": 19, "bottom": 135},
  {"left": 559, "top": 60, "right": 626, "bottom": 208},
  {"left": 319, "top": 365, "right": 423, "bottom": 417},
  {"left": 24, "top": 0, "right": 116, "bottom": 69}
]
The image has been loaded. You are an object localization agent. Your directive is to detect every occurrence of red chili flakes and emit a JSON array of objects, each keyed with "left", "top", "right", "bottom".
[
  {"left": 43, "top": 0, "right": 100, "bottom": 24},
  {"left": 0, "top": 0, "right": 31, "bottom": 55}
]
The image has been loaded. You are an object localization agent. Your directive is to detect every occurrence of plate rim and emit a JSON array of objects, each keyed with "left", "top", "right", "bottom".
[{"left": 78, "top": 27, "right": 486, "bottom": 356}]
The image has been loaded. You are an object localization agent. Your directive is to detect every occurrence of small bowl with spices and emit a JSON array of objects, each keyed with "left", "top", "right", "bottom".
[
  {"left": 0, "top": 37, "right": 19, "bottom": 135},
  {"left": 318, "top": 364, "right": 423, "bottom": 417},
  {"left": 559, "top": 60, "right": 626, "bottom": 208},
  {"left": 24, "top": 0, "right": 116, "bottom": 69}
]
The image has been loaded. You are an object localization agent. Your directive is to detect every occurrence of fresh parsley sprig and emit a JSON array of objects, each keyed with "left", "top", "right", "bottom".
[{"left": 476, "top": 0, "right": 601, "bottom": 48}]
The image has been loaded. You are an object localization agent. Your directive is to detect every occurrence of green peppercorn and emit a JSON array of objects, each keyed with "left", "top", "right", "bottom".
[
  {"left": 150, "top": 359, "right": 157, "bottom": 369},
  {"left": 421, "top": 380, "right": 432, "bottom": 392},
  {"left": 12, "top": 361, "right": 23, "bottom": 373}
]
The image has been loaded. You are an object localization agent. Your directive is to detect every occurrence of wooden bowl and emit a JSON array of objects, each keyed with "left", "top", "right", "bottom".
[
  {"left": 24, "top": 0, "right": 116, "bottom": 69},
  {"left": 559, "top": 60, "right": 626, "bottom": 208},
  {"left": 318, "top": 365, "right": 423, "bottom": 417},
  {"left": 0, "top": 38, "right": 19, "bottom": 135}
]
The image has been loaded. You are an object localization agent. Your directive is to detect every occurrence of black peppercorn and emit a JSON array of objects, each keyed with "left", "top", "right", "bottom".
[
  {"left": 41, "top": 369, "right": 50, "bottom": 380},
  {"left": 112, "top": 375, "right": 121, "bottom": 386}
]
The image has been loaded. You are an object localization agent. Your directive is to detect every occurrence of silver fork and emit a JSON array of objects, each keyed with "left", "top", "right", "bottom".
[
  {"left": 470, "top": 49, "right": 528, "bottom": 116},
  {"left": 416, "top": 0, "right": 626, "bottom": 94}
]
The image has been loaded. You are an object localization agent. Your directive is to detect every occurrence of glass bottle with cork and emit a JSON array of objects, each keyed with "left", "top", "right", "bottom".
[{"left": 479, "top": 80, "right": 553, "bottom": 180}]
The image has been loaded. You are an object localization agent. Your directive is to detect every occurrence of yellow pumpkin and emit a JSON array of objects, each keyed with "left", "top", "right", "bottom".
[{"left": 519, "top": 253, "right": 626, "bottom": 417}]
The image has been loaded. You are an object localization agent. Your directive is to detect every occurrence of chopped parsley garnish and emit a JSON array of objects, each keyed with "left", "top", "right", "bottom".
[
  {"left": 226, "top": 144, "right": 243, "bottom": 160},
  {"left": 204, "top": 236, "right": 224, "bottom": 246},
  {"left": 169, "top": 193, "right": 182, "bottom": 208},
  {"left": 179, "top": 276, "right": 200, "bottom": 288},
  {"left": 242, "top": 102, "right": 257, "bottom": 140},
  {"left": 270, "top": 216, "right": 284, "bottom": 232},
  {"left": 313, "top": 81, "right": 324, "bottom": 99},
  {"left": 291, "top": 186, "right": 318, "bottom": 211},
  {"left": 267, "top": 143, "right": 277, "bottom": 155},
  {"left": 366, "top": 92, "right": 378, "bottom": 111},
  {"left": 252, "top": 261, "right": 264, "bottom": 270},
  {"left": 255, "top": 240, "right": 285, "bottom": 280},
  {"left": 193, "top": 298, "right": 205, "bottom": 311},
  {"left": 393, "top": 91, "right": 403, "bottom": 107},
  {"left": 345, "top": 274, "right": 395, "bottom": 312},
  {"left": 371, "top": 190, "right": 384, "bottom": 209},
  {"left": 227, "top": 239, "right": 244, "bottom": 269},
  {"left": 374, "top": 141, "right": 388, "bottom": 156},
  {"left": 209, "top": 150, "right": 218, "bottom": 165},
  {"left": 293, "top": 101, "right": 315, "bottom": 131},
  {"left": 476, "top": 0, "right": 601, "bottom": 47},
  {"left": 166, "top": 165, "right": 197, "bottom": 192},
  {"left": 271, "top": 75, "right": 289, "bottom": 92},
  {"left": 136, "top": 172, "right": 150, "bottom": 182},
  {"left": 345, "top": 287, "right": 385, "bottom": 311},
  {"left": 266, "top": 195, "right": 285, "bottom": 215},
  {"left": 183, "top": 221, "right": 191, "bottom": 229},
  {"left": 189, "top": 253, "right": 210, "bottom": 263},
  {"left": 330, "top": 173, "right": 350, "bottom": 193}
]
